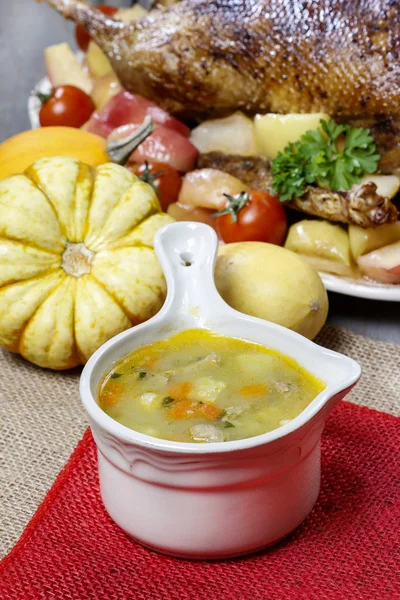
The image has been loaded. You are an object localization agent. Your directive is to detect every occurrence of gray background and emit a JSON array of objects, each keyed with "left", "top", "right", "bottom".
[{"left": 1, "top": 0, "right": 399, "bottom": 343}]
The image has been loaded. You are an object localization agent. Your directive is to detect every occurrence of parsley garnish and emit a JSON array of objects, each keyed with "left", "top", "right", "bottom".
[
  {"left": 271, "top": 119, "right": 380, "bottom": 201},
  {"left": 138, "top": 371, "right": 147, "bottom": 380},
  {"left": 110, "top": 373, "right": 122, "bottom": 379}
]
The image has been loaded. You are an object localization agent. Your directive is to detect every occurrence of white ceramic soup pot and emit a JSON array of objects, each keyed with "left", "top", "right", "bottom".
[{"left": 80, "top": 222, "right": 361, "bottom": 559}]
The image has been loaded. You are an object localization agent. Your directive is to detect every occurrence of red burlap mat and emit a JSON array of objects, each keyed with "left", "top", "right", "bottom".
[{"left": 0, "top": 401, "right": 399, "bottom": 600}]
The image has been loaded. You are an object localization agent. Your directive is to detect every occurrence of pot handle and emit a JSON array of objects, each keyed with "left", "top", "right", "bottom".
[{"left": 154, "top": 221, "right": 226, "bottom": 318}]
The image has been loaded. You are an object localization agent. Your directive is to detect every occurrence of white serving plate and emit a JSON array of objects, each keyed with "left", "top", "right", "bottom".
[
  {"left": 28, "top": 75, "right": 400, "bottom": 302},
  {"left": 28, "top": 75, "right": 51, "bottom": 129},
  {"left": 320, "top": 273, "right": 400, "bottom": 302}
]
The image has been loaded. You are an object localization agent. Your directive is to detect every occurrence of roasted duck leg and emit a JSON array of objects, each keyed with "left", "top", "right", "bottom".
[
  {"left": 44, "top": 0, "right": 400, "bottom": 122},
  {"left": 198, "top": 153, "right": 399, "bottom": 227}
]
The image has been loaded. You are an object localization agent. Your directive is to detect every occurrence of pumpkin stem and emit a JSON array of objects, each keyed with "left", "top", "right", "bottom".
[
  {"left": 61, "top": 242, "right": 95, "bottom": 277},
  {"left": 106, "top": 116, "right": 155, "bottom": 165}
]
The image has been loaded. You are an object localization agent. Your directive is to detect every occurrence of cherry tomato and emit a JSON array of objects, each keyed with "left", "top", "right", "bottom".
[
  {"left": 214, "top": 190, "right": 288, "bottom": 245},
  {"left": 75, "top": 5, "right": 118, "bottom": 52},
  {"left": 38, "top": 85, "right": 95, "bottom": 128},
  {"left": 134, "top": 161, "right": 182, "bottom": 211}
]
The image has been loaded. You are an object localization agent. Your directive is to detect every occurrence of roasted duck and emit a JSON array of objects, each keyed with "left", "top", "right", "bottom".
[
  {"left": 44, "top": 0, "right": 400, "bottom": 122},
  {"left": 198, "top": 153, "right": 399, "bottom": 227},
  {"left": 44, "top": 0, "right": 400, "bottom": 226}
]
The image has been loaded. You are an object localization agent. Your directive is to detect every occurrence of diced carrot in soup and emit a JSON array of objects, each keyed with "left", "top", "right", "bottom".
[
  {"left": 98, "top": 330, "right": 325, "bottom": 443},
  {"left": 240, "top": 384, "right": 268, "bottom": 397},
  {"left": 168, "top": 381, "right": 193, "bottom": 400},
  {"left": 169, "top": 399, "right": 221, "bottom": 421},
  {"left": 169, "top": 399, "right": 199, "bottom": 420},
  {"left": 199, "top": 402, "right": 222, "bottom": 421}
]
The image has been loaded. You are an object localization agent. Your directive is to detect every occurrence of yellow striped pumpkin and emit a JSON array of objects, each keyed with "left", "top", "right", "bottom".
[{"left": 0, "top": 157, "right": 173, "bottom": 369}]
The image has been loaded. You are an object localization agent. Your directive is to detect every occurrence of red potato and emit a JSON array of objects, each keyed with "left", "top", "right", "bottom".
[
  {"left": 85, "top": 91, "right": 190, "bottom": 138},
  {"left": 85, "top": 113, "right": 113, "bottom": 138},
  {"left": 357, "top": 241, "right": 400, "bottom": 284},
  {"left": 167, "top": 202, "right": 218, "bottom": 232},
  {"left": 84, "top": 112, "right": 113, "bottom": 138},
  {"left": 178, "top": 169, "right": 249, "bottom": 211},
  {"left": 109, "top": 124, "right": 198, "bottom": 172}
]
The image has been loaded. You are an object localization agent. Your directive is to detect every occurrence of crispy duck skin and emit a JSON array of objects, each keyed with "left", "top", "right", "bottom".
[
  {"left": 44, "top": 0, "right": 400, "bottom": 123},
  {"left": 43, "top": 0, "right": 400, "bottom": 222},
  {"left": 197, "top": 153, "right": 399, "bottom": 228}
]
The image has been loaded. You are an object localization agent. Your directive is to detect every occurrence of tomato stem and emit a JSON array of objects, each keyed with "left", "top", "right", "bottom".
[
  {"left": 137, "top": 161, "right": 167, "bottom": 196},
  {"left": 36, "top": 90, "right": 53, "bottom": 104},
  {"left": 212, "top": 191, "right": 250, "bottom": 224}
]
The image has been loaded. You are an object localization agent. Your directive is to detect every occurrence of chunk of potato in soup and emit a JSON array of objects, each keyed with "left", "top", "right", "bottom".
[{"left": 98, "top": 330, "right": 325, "bottom": 443}]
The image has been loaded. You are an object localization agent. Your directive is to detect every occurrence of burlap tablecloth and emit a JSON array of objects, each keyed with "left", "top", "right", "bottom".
[{"left": 0, "top": 325, "right": 399, "bottom": 559}]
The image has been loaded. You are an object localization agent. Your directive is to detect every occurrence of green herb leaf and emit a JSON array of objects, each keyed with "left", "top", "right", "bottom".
[
  {"left": 223, "top": 421, "right": 235, "bottom": 428},
  {"left": 110, "top": 373, "right": 122, "bottom": 379},
  {"left": 271, "top": 119, "right": 380, "bottom": 201},
  {"left": 138, "top": 371, "right": 147, "bottom": 380},
  {"left": 271, "top": 150, "right": 308, "bottom": 202}
]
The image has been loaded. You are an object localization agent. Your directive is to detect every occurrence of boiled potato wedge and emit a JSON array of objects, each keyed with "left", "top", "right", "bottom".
[
  {"left": 86, "top": 41, "right": 114, "bottom": 78},
  {"left": 349, "top": 221, "right": 400, "bottom": 260},
  {"left": 91, "top": 72, "right": 122, "bottom": 111},
  {"left": 254, "top": 113, "right": 330, "bottom": 159},
  {"left": 45, "top": 43, "right": 92, "bottom": 94},
  {"left": 190, "top": 112, "right": 258, "bottom": 156},
  {"left": 285, "top": 220, "right": 354, "bottom": 277}
]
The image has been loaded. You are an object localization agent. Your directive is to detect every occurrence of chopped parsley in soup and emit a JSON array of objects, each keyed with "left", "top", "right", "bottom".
[{"left": 98, "top": 330, "right": 325, "bottom": 443}]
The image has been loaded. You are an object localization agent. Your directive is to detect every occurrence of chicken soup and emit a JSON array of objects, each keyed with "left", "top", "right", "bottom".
[{"left": 98, "top": 329, "right": 325, "bottom": 443}]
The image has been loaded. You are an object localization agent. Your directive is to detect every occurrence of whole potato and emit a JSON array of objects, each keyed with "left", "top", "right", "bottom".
[{"left": 214, "top": 242, "right": 328, "bottom": 340}]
